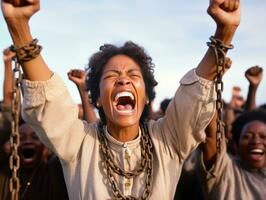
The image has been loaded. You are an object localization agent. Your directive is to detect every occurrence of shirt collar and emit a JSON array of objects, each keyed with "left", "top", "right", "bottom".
[{"left": 104, "top": 126, "right": 141, "bottom": 152}]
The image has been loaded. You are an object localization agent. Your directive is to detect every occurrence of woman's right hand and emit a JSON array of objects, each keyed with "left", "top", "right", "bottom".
[{"left": 1, "top": 0, "right": 40, "bottom": 25}]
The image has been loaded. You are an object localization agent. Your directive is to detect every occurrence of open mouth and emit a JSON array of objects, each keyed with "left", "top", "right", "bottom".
[
  {"left": 114, "top": 91, "right": 136, "bottom": 114},
  {"left": 248, "top": 148, "right": 265, "bottom": 161},
  {"left": 21, "top": 147, "right": 36, "bottom": 160}
]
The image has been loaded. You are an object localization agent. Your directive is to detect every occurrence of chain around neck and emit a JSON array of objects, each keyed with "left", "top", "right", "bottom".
[{"left": 98, "top": 122, "right": 154, "bottom": 200}]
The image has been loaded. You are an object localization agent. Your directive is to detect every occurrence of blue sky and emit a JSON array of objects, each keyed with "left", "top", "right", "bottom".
[{"left": 1, "top": 0, "right": 265, "bottom": 109}]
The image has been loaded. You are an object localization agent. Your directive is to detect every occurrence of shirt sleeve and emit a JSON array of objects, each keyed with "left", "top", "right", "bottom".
[
  {"left": 150, "top": 69, "right": 216, "bottom": 162},
  {"left": 199, "top": 138, "right": 232, "bottom": 194},
  {"left": 21, "top": 73, "right": 88, "bottom": 164}
]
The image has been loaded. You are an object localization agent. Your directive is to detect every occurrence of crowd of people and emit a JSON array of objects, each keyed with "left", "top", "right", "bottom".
[
  {"left": 0, "top": 48, "right": 69, "bottom": 200},
  {"left": 0, "top": 0, "right": 265, "bottom": 199}
]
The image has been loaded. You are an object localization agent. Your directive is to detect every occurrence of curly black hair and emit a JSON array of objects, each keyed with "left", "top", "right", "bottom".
[
  {"left": 86, "top": 41, "right": 158, "bottom": 124},
  {"left": 231, "top": 109, "right": 266, "bottom": 145}
]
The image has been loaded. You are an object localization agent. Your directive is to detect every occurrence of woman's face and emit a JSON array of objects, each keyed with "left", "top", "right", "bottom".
[
  {"left": 99, "top": 54, "right": 147, "bottom": 130},
  {"left": 18, "top": 124, "right": 45, "bottom": 169},
  {"left": 239, "top": 120, "right": 266, "bottom": 169}
]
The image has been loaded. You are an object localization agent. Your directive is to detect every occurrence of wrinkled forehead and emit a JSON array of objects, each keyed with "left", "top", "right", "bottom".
[{"left": 103, "top": 55, "right": 141, "bottom": 73}]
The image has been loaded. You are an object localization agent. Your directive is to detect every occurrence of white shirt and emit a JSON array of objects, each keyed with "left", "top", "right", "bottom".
[{"left": 22, "top": 69, "right": 215, "bottom": 200}]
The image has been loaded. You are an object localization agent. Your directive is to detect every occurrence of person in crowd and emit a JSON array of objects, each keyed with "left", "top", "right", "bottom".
[
  {"left": 224, "top": 86, "right": 245, "bottom": 154},
  {"left": 67, "top": 69, "right": 97, "bottom": 123},
  {"left": 0, "top": 114, "right": 12, "bottom": 200},
  {"left": 159, "top": 98, "right": 172, "bottom": 116},
  {"left": 0, "top": 48, "right": 14, "bottom": 199},
  {"left": 174, "top": 57, "right": 232, "bottom": 200},
  {"left": 1, "top": 122, "right": 69, "bottom": 200},
  {"left": 201, "top": 109, "right": 266, "bottom": 200},
  {"left": 0, "top": 47, "right": 14, "bottom": 157},
  {"left": 1, "top": 48, "right": 14, "bottom": 108},
  {"left": 225, "top": 66, "right": 263, "bottom": 155},
  {"left": 148, "top": 98, "right": 172, "bottom": 120},
  {"left": 18, "top": 123, "right": 69, "bottom": 200},
  {"left": 0, "top": 107, "right": 12, "bottom": 200},
  {"left": 1, "top": 0, "right": 241, "bottom": 199},
  {"left": 0, "top": 48, "right": 69, "bottom": 199},
  {"left": 244, "top": 65, "right": 263, "bottom": 111}
]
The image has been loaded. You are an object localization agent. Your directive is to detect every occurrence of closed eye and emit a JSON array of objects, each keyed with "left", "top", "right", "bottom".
[
  {"left": 103, "top": 73, "right": 119, "bottom": 79},
  {"left": 128, "top": 68, "right": 142, "bottom": 77},
  {"left": 130, "top": 74, "right": 142, "bottom": 78},
  {"left": 129, "top": 71, "right": 142, "bottom": 78}
]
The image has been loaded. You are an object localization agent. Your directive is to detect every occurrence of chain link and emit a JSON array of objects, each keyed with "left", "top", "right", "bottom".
[
  {"left": 9, "top": 56, "right": 22, "bottom": 200},
  {"left": 98, "top": 123, "right": 153, "bottom": 200},
  {"left": 207, "top": 36, "right": 233, "bottom": 153},
  {"left": 10, "top": 39, "right": 42, "bottom": 64}
]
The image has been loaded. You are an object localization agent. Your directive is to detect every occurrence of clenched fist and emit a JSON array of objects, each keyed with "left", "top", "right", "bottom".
[
  {"left": 2, "top": 0, "right": 40, "bottom": 23},
  {"left": 245, "top": 66, "right": 263, "bottom": 87},
  {"left": 3, "top": 47, "right": 16, "bottom": 63},
  {"left": 67, "top": 69, "right": 87, "bottom": 91},
  {"left": 208, "top": 0, "right": 240, "bottom": 28}
]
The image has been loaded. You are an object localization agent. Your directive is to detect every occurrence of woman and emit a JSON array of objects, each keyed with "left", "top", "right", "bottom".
[
  {"left": 1, "top": 0, "right": 241, "bottom": 199},
  {"left": 201, "top": 109, "right": 266, "bottom": 199}
]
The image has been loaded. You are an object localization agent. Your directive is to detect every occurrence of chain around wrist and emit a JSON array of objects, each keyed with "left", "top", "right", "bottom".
[{"left": 10, "top": 38, "right": 42, "bottom": 64}]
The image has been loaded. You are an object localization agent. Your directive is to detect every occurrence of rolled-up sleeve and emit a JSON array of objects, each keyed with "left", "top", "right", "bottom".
[
  {"left": 151, "top": 69, "right": 216, "bottom": 162},
  {"left": 22, "top": 73, "right": 86, "bottom": 163}
]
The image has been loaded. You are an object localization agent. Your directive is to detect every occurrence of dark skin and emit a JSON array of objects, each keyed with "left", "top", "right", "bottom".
[
  {"left": 225, "top": 86, "right": 244, "bottom": 140},
  {"left": 67, "top": 69, "right": 97, "bottom": 123},
  {"left": 1, "top": 0, "right": 241, "bottom": 142},
  {"left": 203, "top": 115, "right": 266, "bottom": 170},
  {"left": 225, "top": 66, "right": 263, "bottom": 144},
  {"left": 239, "top": 120, "right": 266, "bottom": 169},
  {"left": 202, "top": 112, "right": 218, "bottom": 169},
  {"left": 244, "top": 66, "right": 263, "bottom": 111},
  {"left": 0, "top": 48, "right": 15, "bottom": 160},
  {"left": 18, "top": 123, "right": 44, "bottom": 170},
  {"left": 2, "top": 47, "right": 15, "bottom": 107},
  {"left": 203, "top": 57, "right": 232, "bottom": 168}
]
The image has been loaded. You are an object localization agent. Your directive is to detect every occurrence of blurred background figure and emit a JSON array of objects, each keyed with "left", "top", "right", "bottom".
[
  {"left": 201, "top": 109, "right": 266, "bottom": 200},
  {"left": 68, "top": 69, "right": 97, "bottom": 123},
  {"left": 148, "top": 98, "right": 172, "bottom": 120}
]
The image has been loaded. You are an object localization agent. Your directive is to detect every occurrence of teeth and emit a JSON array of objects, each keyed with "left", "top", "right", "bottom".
[
  {"left": 114, "top": 91, "right": 134, "bottom": 102},
  {"left": 250, "top": 149, "right": 264, "bottom": 154}
]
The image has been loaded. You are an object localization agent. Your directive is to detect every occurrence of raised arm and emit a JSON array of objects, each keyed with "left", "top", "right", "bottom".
[
  {"left": 196, "top": 0, "right": 240, "bottom": 80},
  {"left": 1, "top": 0, "right": 52, "bottom": 80},
  {"left": 67, "top": 69, "right": 97, "bottom": 123},
  {"left": 2, "top": 0, "right": 88, "bottom": 163},
  {"left": 225, "top": 86, "right": 244, "bottom": 138},
  {"left": 203, "top": 57, "right": 232, "bottom": 168},
  {"left": 244, "top": 66, "right": 263, "bottom": 111},
  {"left": 202, "top": 112, "right": 218, "bottom": 170},
  {"left": 2, "top": 48, "right": 15, "bottom": 107}
]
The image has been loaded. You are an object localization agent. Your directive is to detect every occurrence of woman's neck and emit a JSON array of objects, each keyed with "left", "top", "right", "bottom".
[{"left": 106, "top": 123, "right": 140, "bottom": 142}]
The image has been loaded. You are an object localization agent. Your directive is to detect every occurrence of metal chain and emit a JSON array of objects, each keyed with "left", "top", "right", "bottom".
[
  {"left": 207, "top": 36, "right": 233, "bottom": 153},
  {"left": 9, "top": 56, "right": 22, "bottom": 200},
  {"left": 10, "top": 39, "right": 42, "bottom": 63},
  {"left": 98, "top": 123, "right": 154, "bottom": 200},
  {"left": 100, "top": 127, "right": 147, "bottom": 179}
]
